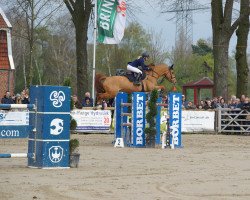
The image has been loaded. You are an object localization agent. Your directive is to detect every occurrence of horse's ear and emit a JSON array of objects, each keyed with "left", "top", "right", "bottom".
[
  {"left": 169, "top": 64, "right": 174, "bottom": 70},
  {"left": 149, "top": 63, "right": 155, "bottom": 67}
]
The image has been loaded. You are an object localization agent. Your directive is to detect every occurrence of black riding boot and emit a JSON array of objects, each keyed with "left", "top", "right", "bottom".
[{"left": 133, "top": 73, "right": 141, "bottom": 86}]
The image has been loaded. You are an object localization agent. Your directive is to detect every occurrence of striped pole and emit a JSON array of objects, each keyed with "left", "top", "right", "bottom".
[
  {"left": 0, "top": 153, "right": 34, "bottom": 158},
  {"left": 0, "top": 104, "right": 36, "bottom": 110}
]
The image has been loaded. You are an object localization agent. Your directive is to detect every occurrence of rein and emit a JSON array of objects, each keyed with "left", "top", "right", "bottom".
[
  {"left": 147, "top": 66, "right": 174, "bottom": 81},
  {"left": 147, "top": 66, "right": 160, "bottom": 79}
]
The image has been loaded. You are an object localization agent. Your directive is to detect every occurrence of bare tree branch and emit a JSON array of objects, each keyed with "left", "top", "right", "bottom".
[{"left": 64, "top": 0, "right": 74, "bottom": 16}]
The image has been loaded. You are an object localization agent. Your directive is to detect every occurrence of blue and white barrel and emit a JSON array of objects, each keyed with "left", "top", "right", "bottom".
[{"left": 28, "top": 86, "right": 71, "bottom": 168}]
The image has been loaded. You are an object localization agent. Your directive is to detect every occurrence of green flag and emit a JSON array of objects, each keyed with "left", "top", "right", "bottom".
[{"left": 97, "top": 0, "right": 126, "bottom": 44}]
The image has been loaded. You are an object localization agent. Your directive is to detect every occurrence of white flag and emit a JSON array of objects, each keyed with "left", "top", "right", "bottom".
[{"left": 97, "top": 0, "right": 126, "bottom": 44}]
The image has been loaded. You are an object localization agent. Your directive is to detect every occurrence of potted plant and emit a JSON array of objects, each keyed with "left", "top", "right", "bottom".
[
  {"left": 69, "top": 138, "right": 80, "bottom": 168},
  {"left": 145, "top": 89, "right": 158, "bottom": 148},
  {"left": 69, "top": 102, "right": 80, "bottom": 168},
  {"left": 63, "top": 77, "right": 80, "bottom": 168}
]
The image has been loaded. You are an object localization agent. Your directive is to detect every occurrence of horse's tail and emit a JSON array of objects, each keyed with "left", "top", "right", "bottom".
[{"left": 95, "top": 73, "right": 106, "bottom": 93}]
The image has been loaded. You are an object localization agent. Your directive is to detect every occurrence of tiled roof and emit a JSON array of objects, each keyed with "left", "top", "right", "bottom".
[
  {"left": 183, "top": 77, "right": 214, "bottom": 87},
  {"left": 0, "top": 7, "right": 11, "bottom": 28}
]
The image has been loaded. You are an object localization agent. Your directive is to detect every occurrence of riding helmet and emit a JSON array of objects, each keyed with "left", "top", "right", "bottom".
[{"left": 142, "top": 52, "right": 150, "bottom": 58}]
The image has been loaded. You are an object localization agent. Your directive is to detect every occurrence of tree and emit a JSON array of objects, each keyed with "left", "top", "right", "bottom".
[
  {"left": 64, "top": 0, "right": 93, "bottom": 100},
  {"left": 192, "top": 39, "right": 213, "bottom": 56},
  {"left": 211, "top": 0, "right": 247, "bottom": 99},
  {"left": 5, "top": 0, "right": 64, "bottom": 86},
  {"left": 235, "top": 0, "right": 250, "bottom": 97}
]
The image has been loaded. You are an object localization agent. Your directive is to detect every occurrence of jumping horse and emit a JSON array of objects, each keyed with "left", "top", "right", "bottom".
[{"left": 95, "top": 63, "right": 176, "bottom": 102}]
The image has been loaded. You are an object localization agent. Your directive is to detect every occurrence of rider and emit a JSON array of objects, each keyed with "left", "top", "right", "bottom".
[{"left": 127, "top": 52, "right": 151, "bottom": 85}]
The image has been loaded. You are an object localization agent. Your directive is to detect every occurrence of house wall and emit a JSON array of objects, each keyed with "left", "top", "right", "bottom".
[{"left": 0, "top": 30, "right": 14, "bottom": 99}]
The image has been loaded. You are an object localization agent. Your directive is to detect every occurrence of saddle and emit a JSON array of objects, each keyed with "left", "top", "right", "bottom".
[{"left": 116, "top": 68, "right": 146, "bottom": 83}]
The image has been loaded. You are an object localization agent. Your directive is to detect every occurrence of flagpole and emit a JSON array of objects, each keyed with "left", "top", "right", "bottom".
[{"left": 92, "top": 0, "right": 97, "bottom": 105}]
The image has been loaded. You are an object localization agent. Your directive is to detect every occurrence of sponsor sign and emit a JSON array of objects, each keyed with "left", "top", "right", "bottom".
[
  {"left": 168, "top": 92, "right": 182, "bottom": 148},
  {"left": 0, "top": 111, "right": 28, "bottom": 126},
  {"left": 182, "top": 110, "right": 215, "bottom": 132},
  {"left": 71, "top": 110, "right": 111, "bottom": 132},
  {"left": 132, "top": 92, "right": 146, "bottom": 147}
]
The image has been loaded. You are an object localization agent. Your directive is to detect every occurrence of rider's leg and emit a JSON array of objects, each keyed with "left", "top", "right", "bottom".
[
  {"left": 127, "top": 65, "right": 142, "bottom": 85},
  {"left": 127, "top": 64, "right": 142, "bottom": 74}
]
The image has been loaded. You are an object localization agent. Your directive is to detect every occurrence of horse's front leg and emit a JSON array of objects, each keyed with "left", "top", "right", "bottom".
[{"left": 154, "top": 85, "right": 165, "bottom": 91}]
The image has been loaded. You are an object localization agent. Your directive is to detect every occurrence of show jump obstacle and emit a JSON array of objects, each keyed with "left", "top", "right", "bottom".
[
  {"left": 114, "top": 92, "right": 182, "bottom": 148},
  {"left": 0, "top": 86, "right": 70, "bottom": 169}
]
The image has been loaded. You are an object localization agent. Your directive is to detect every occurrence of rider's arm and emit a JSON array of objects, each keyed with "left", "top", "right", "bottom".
[{"left": 138, "top": 58, "right": 149, "bottom": 70}]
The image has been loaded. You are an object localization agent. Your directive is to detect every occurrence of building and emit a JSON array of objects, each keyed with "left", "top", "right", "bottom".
[
  {"left": 182, "top": 77, "right": 214, "bottom": 105},
  {"left": 0, "top": 7, "right": 15, "bottom": 99}
]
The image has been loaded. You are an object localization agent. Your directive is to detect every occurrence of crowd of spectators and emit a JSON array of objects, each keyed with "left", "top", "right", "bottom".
[
  {"left": 2, "top": 89, "right": 249, "bottom": 112},
  {"left": 0, "top": 89, "right": 30, "bottom": 105},
  {"left": 161, "top": 94, "right": 249, "bottom": 111},
  {"left": 72, "top": 91, "right": 99, "bottom": 109}
]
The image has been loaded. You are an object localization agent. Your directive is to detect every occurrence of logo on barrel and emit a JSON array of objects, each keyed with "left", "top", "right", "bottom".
[
  {"left": 49, "top": 146, "right": 64, "bottom": 163},
  {"left": 50, "top": 118, "right": 64, "bottom": 135},
  {"left": 49, "top": 91, "right": 65, "bottom": 108}
]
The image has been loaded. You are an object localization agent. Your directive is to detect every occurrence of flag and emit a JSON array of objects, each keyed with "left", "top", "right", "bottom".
[{"left": 97, "top": 0, "right": 126, "bottom": 44}]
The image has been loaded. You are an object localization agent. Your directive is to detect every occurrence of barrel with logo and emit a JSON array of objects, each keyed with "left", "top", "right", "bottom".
[{"left": 28, "top": 86, "right": 71, "bottom": 168}]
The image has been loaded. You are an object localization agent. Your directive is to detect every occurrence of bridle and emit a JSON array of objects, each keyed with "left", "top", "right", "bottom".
[
  {"left": 147, "top": 66, "right": 176, "bottom": 83},
  {"left": 166, "top": 68, "right": 176, "bottom": 83}
]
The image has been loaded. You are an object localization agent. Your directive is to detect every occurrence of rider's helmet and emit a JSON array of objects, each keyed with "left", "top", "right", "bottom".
[{"left": 141, "top": 52, "right": 150, "bottom": 58}]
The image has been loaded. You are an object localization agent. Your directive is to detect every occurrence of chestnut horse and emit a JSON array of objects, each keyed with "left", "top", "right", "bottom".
[{"left": 95, "top": 63, "right": 176, "bottom": 101}]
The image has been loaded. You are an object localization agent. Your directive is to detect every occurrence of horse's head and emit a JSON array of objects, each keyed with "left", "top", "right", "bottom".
[
  {"left": 150, "top": 64, "right": 176, "bottom": 84},
  {"left": 147, "top": 64, "right": 176, "bottom": 84},
  {"left": 166, "top": 64, "right": 176, "bottom": 84}
]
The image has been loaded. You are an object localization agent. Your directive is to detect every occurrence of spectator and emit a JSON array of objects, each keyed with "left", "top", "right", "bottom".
[
  {"left": 236, "top": 94, "right": 246, "bottom": 109},
  {"left": 161, "top": 95, "right": 168, "bottom": 108},
  {"left": 242, "top": 96, "right": 250, "bottom": 111},
  {"left": 216, "top": 97, "right": 228, "bottom": 108},
  {"left": 197, "top": 99, "right": 205, "bottom": 109},
  {"left": 101, "top": 100, "right": 108, "bottom": 109},
  {"left": 186, "top": 101, "right": 196, "bottom": 110},
  {"left": 21, "top": 89, "right": 30, "bottom": 104},
  {"left": 182, "top": 95, "right": 188, "bottom": 109},
  {"left": 107, "top": 98, "right": 115, "bottom": 107},
  {"left": 72, "top": 95, "right": 82, "bottom": 109},
  {"left": 82, "top": 97, "right": 93, "bottom": 107},
  {"left": 82, "top": 92, "right": 94, "bottom": 107},
  {"left": 211, "top": 96, "right": 219, "bottom": 108},
  {"left": 228, "top": 95, "right": 238, "bottom": 109},
  {"left": 15, "top": 93, "right": 22, "bottom": 104},
  {"left": 11, "top": 94, "right": 16, "bottom": 102},
  {"left": 1, "top": 91, "right": 14, "bottom": 104},
  {"left": 203, "top": 99, "right": 214, "bottom": 110}
]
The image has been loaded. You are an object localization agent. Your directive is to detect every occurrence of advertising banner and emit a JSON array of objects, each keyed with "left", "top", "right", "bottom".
[
  {"left": 0, "top": 111, "right": 28, "bottom": 126},
  {"left": 182, "top": 110, "right": 215, "bottom": 132},
  {"left": 71, "top": 110, "right": 112, "bottom": 132},
  {"left": 168, "top": 92, "right": 182, "bottom": 148}
]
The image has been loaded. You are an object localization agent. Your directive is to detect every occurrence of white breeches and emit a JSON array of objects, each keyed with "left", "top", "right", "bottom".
[{"left": 127, "top": 64, "right": 142, "bottom": 74}]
